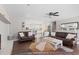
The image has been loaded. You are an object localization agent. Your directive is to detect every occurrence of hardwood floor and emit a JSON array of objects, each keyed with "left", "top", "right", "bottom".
[{"left": 12, "top": 41, "right": 79, "bottom": 55}]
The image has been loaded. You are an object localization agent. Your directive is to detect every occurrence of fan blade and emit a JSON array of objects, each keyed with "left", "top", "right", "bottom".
[
  {"left": 53, "top": 12, "right": 59, "bottom": 15},
  {"left": 49, "top": 12, "right": 53, "bottom": 15},
  {"left": 53, "top": 14, "right": 59, "bottom": 16}
]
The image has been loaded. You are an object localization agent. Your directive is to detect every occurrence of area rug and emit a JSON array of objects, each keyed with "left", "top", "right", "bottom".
[
  {"left": 11, "top": 41, "right": 32, "bottom": 55},
  {"left": 11, "top": 41, "right": 78, "bottom": 55},
  {"left": 12, "top": 41, "right": 64, "bottom": 55}
]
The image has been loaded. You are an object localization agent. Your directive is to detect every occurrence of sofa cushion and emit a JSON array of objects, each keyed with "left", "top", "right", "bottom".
[
  {"left": 55, "top": 32, "right": 67, "bottom": 38},
  {"left": 19, "top": 32, "right": 24, "bottom": 37},
  {"left": 51, "top": 36, "right": 65, "bottom": 40},
  {"left": 28, "top": 32, "right": 33, "bottom": 36},
  {"left": 23, "top": 32, "right": 28, "bottom": 36},
  {"left": 44, "top": 32, "right": 49, "bottom": 37},
  {"left": 51, "top": 32, "right": 56, "bottom": 36},
  {"left": 66, "top": 34, "right": 76, "bottom": 39}
]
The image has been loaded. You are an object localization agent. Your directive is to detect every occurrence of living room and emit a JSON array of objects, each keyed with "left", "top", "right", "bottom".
[{"left": 0, "top": 4, "right": 79, "bottom": 55}]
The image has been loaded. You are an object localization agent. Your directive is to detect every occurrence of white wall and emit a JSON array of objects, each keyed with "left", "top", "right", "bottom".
[
  {"left": 0, "top": 20, "right": 9, "bottom": 49},
  {"left": 0, "top": 5, "right": 10, "bottom": 54}
]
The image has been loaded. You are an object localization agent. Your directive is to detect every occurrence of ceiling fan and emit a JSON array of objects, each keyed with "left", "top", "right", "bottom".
[
  {"left": 44, "top": 12, "right": 59, "bottom": 18},
  {"left": 46, "top": 12, "right": 59, "bottom": 16}
]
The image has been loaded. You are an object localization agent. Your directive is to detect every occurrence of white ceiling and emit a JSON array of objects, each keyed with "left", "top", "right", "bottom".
[{"left": 1, "top": 4, "right": 79, "bottom": 22}]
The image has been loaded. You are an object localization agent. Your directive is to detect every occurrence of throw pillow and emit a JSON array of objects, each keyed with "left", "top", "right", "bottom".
[
  {"left": 19, "top": 32, "right": 24, "bottom": 37},
  {"left": 51, "top": 32, "right": 56, "bottom": 36},
  {"left": 66, "top": 34, "right": 76, "bottom": 39},
  {"left": 28, "top": 32, "right": 33, "bottom": 36},
  {"left": 43, "top": 32, "right": 49, "bottom": 36}
]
